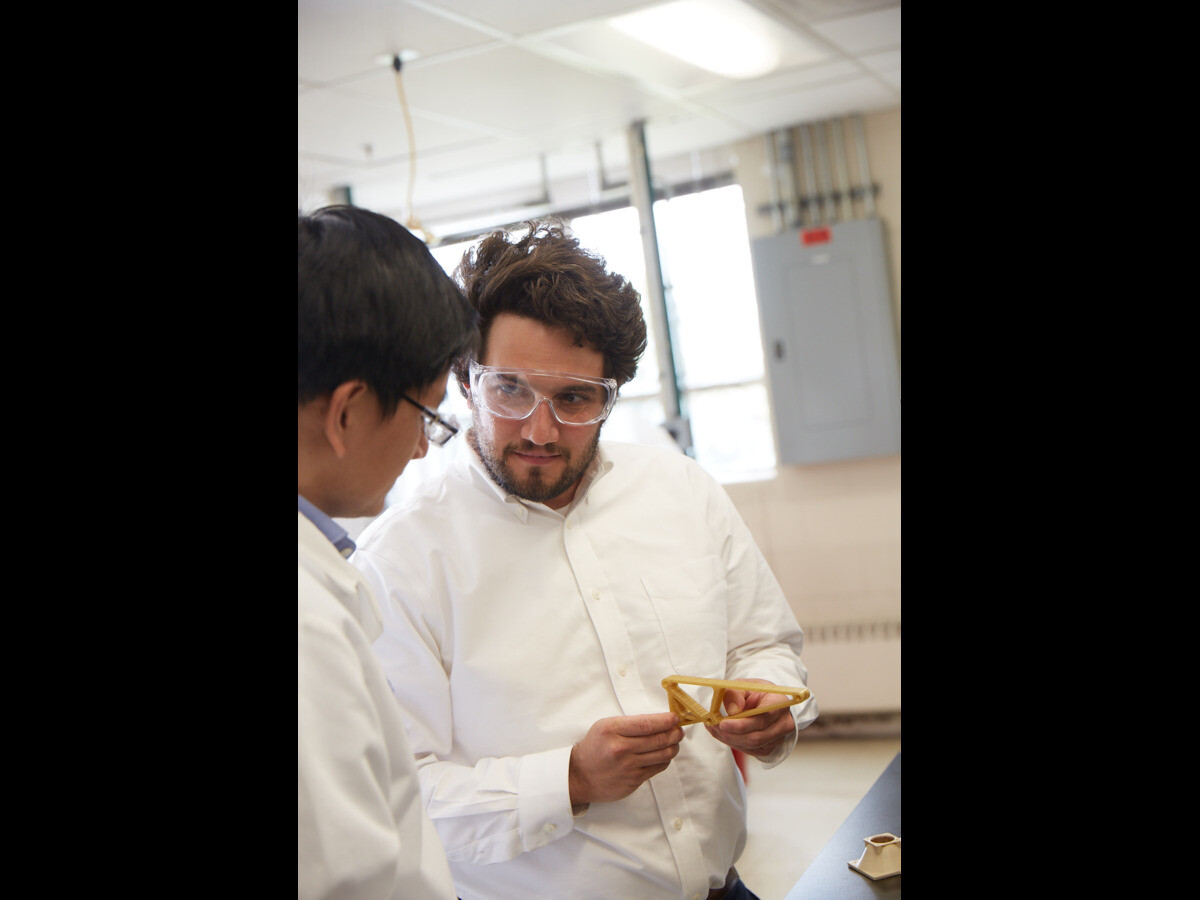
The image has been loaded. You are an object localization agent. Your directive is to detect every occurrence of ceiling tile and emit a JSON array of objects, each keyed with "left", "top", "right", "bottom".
[
  {"left": 807, "top": 7, "right": 900, "bottom": 54},
  {"left": 419, "top": 0, "right": 657, "bottom": 35},
  {"left": 298, "top": 0, "right": 900, "bottom": 231},
  {"left": 700, "top": 75, "right": 900, "bottom": 132},
  {"left": 400, "top": 44, "right": 678, "bottom": 134},
  {"left": 298, "top": 0, "right": 498, "bottom": 84},
  {"left": 548, "top": 22, "right": 730, "bottom": 93}
]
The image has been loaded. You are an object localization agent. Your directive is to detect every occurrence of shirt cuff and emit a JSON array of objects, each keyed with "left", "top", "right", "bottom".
[
  {"left": 517, "top": 746, "right": 577, "bottom": 851},
  {"left": 758, "top": 701, "right": 813, "bottom": 768}
]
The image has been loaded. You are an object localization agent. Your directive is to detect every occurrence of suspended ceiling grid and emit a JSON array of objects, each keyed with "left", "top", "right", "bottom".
[{"left": 298, "top": 0, "right": 900, "bottom": 234}]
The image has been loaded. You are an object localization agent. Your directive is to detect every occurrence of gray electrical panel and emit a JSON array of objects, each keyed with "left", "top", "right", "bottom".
[{"left": 751, "top": 218, "right": 901, "bottom": 465}]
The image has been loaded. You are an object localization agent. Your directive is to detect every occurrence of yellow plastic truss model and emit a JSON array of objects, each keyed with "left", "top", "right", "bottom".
[{"left": 661, "top": 675, "right": 811, "bottom": 727}]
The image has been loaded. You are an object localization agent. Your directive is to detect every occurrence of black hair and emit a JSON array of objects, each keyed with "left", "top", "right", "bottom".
[{"left": 299, "top": 205, "right": 479, "bottom": 416}]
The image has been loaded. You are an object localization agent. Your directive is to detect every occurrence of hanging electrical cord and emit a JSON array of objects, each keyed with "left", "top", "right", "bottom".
[{"left": 392, "top": 54, "right": 428, "bottom": 241}]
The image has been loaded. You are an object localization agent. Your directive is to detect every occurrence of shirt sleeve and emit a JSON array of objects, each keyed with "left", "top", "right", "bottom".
[
  {"left": 691, "top": 461, "right": 819, "bottom": 767},
  {"left": 354, "top": 546, "right": 580, "bottom": 864}
]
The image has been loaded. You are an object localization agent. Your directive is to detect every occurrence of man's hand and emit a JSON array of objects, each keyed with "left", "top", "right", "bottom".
[
  {"left": 569, "top": 712, "right": 683, "bottom": 805},
  {"left": 705, "top": 678, "right": 797, "bottom": 758}
]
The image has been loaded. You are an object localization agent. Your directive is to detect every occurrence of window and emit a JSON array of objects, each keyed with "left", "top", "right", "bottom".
[
  {"left": 427, "top": 238, "right": 479, "bottom": 425},
  {"left": 573, "top": 185, "right": 777, "bottom": 482},
  {"left": 566, "top": 207, "right": 673, "bottom": 451}
]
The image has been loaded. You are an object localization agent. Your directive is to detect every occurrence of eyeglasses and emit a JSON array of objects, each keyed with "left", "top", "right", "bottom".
[
  {"left": 402, "top": 395, "right": 460, "bottom": 446},
  {"left": 469, "top": 361, "right": 618, "bottom": 426}
]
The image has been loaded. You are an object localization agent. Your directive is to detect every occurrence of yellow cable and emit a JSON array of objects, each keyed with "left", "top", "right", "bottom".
[{"left": 392, "top": 59, "right": 424, "bottom": 238}]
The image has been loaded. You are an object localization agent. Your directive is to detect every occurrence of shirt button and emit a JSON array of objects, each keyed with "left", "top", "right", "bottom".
[
  {"left": 591, "top": 589, "right": 600, "bottom": 600},
  {"left": 616, "top": 665, "right": 627, "bottom": 677},
  {"left": 673, "top": 817, "right": 683, "bottom": 830},
  {"left": 544, "top": 823, "right": 557, "bottom": 833}
]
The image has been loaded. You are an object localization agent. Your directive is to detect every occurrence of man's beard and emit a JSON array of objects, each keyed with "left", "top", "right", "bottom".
[{"left": 467, "top": 424, "right": 601, "bottom": 506}]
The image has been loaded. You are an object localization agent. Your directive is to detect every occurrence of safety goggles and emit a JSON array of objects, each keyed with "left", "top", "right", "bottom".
[{"left": 468, "top": 361, "right": 618, "bottom": 426}]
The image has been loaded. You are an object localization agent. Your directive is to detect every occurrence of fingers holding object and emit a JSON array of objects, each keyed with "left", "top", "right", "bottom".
[{"left": 707, "top": 705, "right": 793, "bottom": 754}]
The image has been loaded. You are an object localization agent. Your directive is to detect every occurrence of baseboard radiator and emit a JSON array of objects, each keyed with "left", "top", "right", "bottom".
[{"left": 796, "top": 619, "right": 901, "bottom": 737}]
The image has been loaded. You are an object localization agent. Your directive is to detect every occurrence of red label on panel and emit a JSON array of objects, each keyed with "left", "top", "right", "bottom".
[{"left": 801, "top": 227, "right": 832, "bottom": 245}]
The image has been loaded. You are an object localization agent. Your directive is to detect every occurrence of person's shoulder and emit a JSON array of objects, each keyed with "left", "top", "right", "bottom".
[
  {"left": 600, "top": 441, "right": 729, "bottom": 510},
  {"left": 601, "top": 439, "right": 708, "bottom": 476},
  {"left": 355, "top": 459, "right": 471, "bottom": 550},
  {"left": 297, "top": 557, "right": 352, "bottom": 630},
  {"left": 602, "top": 438, "right": 685, "bottom": 462}
]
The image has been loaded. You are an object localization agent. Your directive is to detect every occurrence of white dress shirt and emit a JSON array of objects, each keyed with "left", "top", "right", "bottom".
[
  {"left": 353, "top": 439, "right": 817, "bottom": 900},
  {"left": 298, "top": 511, "right": 457, "bottom": 900}
]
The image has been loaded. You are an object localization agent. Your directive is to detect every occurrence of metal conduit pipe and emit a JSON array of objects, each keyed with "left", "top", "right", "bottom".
[
  {"left": 775, "top": 128, "right": 801, "bottom": 229},
  {"left": 830, "top": 117, "right": 855, "bottom": 222},
  {"left": 763, "top": 132, "right": 784, "bottom": 234},
  {"left": 798, "top": 123, "right": 821, "bottom": 226},
  {"left": 853, "top": 114, "right": 876, "bottom": 218},
  {"left": 813, "top": 120, "right": 837, "bottom": 224},
  {"left": 626, "top": 119, "right": 692, "bottom": 454},
  {"left": 756, "top": 115, "right": 874, "bottom": 231}
]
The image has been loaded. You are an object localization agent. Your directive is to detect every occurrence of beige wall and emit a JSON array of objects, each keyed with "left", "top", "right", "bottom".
[{"left": 729, "top": 108, "right": 901, "bottom": 713}]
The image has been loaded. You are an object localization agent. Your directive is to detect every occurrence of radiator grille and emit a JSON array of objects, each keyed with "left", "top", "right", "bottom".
[{"left": 804, "top": 619, "right": 901, "bottom": 643}]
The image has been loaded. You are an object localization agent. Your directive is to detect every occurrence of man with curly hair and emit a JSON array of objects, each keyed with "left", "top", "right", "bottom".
[{"left": 353, "top": 219, "right": 818, "bottom": 900}]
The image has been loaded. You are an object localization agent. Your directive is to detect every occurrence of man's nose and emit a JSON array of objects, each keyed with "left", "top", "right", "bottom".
[
  {"left": 412, "top": 430, "right": 430, "bottom": 460},
  {"left": 521, "top": 397, "right": 560, "bottom": 444}
]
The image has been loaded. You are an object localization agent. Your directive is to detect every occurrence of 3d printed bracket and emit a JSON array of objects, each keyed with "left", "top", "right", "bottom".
[{"left": 661, "top": 675, "right": 811, "bottom": 727}]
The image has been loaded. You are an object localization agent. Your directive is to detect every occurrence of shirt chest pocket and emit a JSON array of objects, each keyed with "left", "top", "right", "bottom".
[{"left": 641, "top": 555, "right": 728, "bottom": 678}]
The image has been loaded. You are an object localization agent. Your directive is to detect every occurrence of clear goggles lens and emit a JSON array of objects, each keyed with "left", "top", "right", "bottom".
[{"left": 469, "top": 361, "right": 617, "bottom": 425}]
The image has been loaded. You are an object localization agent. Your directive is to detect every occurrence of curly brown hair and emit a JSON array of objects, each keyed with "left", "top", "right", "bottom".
[{"left": 450, "top": 219, "right": 647, "bottom": 390}]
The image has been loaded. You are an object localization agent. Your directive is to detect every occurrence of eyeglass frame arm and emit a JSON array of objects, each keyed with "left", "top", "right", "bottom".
[{"left": 401, "top": 394, "right": 459, "bottom": 444}]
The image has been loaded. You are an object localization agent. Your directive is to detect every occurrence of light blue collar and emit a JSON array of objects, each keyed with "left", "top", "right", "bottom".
[{"left": 297, "top": 495, "right": 356, "bottom": 558}]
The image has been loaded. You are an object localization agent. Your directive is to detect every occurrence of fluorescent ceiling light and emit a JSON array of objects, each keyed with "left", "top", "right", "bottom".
[{"left": 610, "top": 0, "right": 782, "bottom": 79}]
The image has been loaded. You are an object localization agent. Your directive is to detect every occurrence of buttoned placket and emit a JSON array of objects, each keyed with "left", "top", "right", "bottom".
[{"left": 558, "top": 491, "right": 710, "bottom": 900}]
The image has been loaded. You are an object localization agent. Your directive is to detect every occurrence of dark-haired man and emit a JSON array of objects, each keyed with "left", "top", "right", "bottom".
[{"left": 297, "top": 205, "right": 477, "bottom": 900}]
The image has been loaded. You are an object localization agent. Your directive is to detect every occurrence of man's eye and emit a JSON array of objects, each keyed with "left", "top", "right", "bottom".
[{"left": 494, "top": 380, "right": 532, "bottom": 400}]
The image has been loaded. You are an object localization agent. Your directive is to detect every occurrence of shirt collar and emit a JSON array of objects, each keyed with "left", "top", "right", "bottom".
[{"left": 297, "top": 495, "right": 356, "bottom": 558}]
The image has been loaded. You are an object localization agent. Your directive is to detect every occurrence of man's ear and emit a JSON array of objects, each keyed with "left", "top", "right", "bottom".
[
  {"left": 458, "top": 376, "right": 474, "bottom": 412},
  {"left": 323, "top": 380, "right": 370, "bottom": 458}
]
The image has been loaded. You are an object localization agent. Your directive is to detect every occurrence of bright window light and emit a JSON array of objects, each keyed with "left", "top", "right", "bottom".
[{"left": 610, "top": 0, "right": 782, "bottom": 79}]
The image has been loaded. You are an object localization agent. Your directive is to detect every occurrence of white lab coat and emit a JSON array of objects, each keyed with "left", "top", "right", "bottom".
[{"left": 298, "top": 512, "right": 455, "bottom": 900}]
